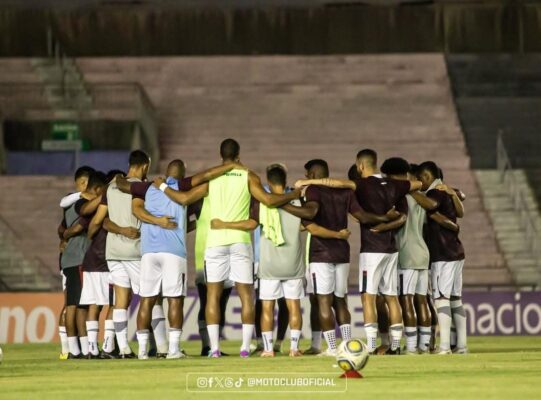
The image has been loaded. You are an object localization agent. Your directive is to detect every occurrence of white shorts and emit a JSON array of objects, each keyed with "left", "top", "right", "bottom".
[
  {"left": 204, "top": 243, "right": 254, "bottom": 284},
  {"left": 359, "top": 252, "right": 398, "bottom": 296},
  {"left": 309, "top": 263, "right": 349, "bottom": 298},
  {"left": 140, "top": 253, "right": 187, "bottom": 298},
  {"left": 259, "top": 279, "right": 305, "bottom": 300},
  {"left": 398, "top": 269, "right": 429, "bottom": 296},
  {"left": 79, "top": 271, "right": 111, "bottom": 306},
  {"left": 108, "top": 260, "right": 141, "bottom": 295},
  {"left": 431, "top": 260, "right": 464, "bottom": 299}
]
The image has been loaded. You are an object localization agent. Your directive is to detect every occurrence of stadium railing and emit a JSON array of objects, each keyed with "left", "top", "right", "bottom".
[{"left": 496, "top": 131, "right": 541, "bottom": 275}]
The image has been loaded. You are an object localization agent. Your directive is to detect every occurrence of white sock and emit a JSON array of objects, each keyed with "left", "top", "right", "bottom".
[
  {"left": 169, "top": 329, "right": 182, "bottom": 354},
  {"left": 290, "top": 330, "right": 301, "bottom": 351},
  {"left": 418, "top": 326, "right": 431, "bottom": 352},
  {"left": 207, "top": 324, "right": 220, "bottom": 353},
  {"left": 311, "top": 331, "right": 322, "bottom": 350},
  {"left": 435, "top": 299, "right": 452, "bottom": 351},
  {"left": 451, "top": 300, "right": 467, "bottom": 350},
  {"left": 364, "top": 323, "right": 378, "bottom": 352},
  {"left": 86, "top": 321, "right": 99, "bottom": 355},
  {"left": 404, "top": 326, "right": 417, "bottom": 352},
  {"left": 380, "top": 332, "right": 390, "bottom": 347},
  {"left": 68, "top": 336, "right": 81, "bottom": 356},
  {"left": 136, "top": 329, "right": 149, "bottom": 356},
  {"left": 241, "top": 324, "right": 255, "bottom": 352},
  {"left": 151, "top": 305, "right": 168, "bottom": 354},
  {"left": 113, "top": 309, "right": 131, "bottom": 354},
  {"left": 323, "top": 330, "right": 337, "bottom": 351},
  {"left": 262, "top": 331, "right": 273, "bottom": 352},
  {"left": 79, "top": 336, "right": 89, "bottom": 356},
  {"left": 103, "top": 319, "right": 115, "bottom": 353},
  {"left": 340, "top": 324, "right": 352, "bottom": 340},
  {"left": 59, "top": 326, "right": 69, "bottom": 354},
  {"left": 390, "top": 324, "right": 403, "bottom": 351},
  {"left": 198, "top": 320, "right": 210, "bottom": 348}
]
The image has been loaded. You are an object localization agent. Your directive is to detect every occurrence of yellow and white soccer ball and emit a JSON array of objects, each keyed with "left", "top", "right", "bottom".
[{"left": 336, "top": 339, "right": 369, "bottom": 372}]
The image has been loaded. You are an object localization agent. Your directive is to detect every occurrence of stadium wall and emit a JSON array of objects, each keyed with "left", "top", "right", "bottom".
[
  {"left": 1, "top": 2, "right": 541, "bottom": 55},
  {"left": 1, "top": 291, "right": 540, "bottom": 344}
]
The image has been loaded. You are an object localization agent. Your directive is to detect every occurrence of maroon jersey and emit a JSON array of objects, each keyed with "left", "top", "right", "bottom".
[
  {"left": 426, "top": 189, "right": 465, "bottom": 262},
  {"left": 80, "top": 198, "right": 108, "bottom": 273},
  {"left": 302, "top": 186, "right": 362, "bottom": 264},
  {"left": 354, "top": 176, "right": 410, "bottom": 254}
]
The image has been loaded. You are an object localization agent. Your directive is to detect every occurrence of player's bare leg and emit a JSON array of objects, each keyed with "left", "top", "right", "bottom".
[
  {"left": 166, "top": 296, "right": 185, "bottom": 359},
  {"left": 113, "top": 285, "right": 135, "bottom": 357},
  {"left": 260, "top": 299, "right": 276, "bottom": 357},
  {"left": 304, "top": 294, "right": 322, "bottom": 354},
  {"left": 450, "top": 295, "right": 467, "bottom": 353},
  {"left": 361, "top": 292, "right": 378, "bottom": 353},
  {"left": 286, "top": 298, "right": 303, "bottom": 357},
  {"left": 206, "top": 281, "right": 224, "bottom": 357},
  {"left": 275, "top": 298, "right": 289, "bottom": 353},
  {"left": 76, "top": 306, "right": 89, "bottom": 356},
  {"left": 333, "top": 295, "right": 352, "bottom": 341},
  {"left": 376, "top": 295, "right": 390, "bottom": 355},
  {"left": 86, "top": 305, "right": 102, "bottom": 358},
  {"left": 236, "top": 282, "right": 255, "bottom": 357},
  {"left": 414, "top": 294, "right": 431, "bottom": 353},
  {"left": 427, "top": 295, "right": 438, "bottom": 353},
  {"left": 384, "top": 295, "right": 403, "bottom": 353},
  {"left": 400, "top": 294, "right": 417, "bottom": 354},
  {"left": 317, "top": 293, "right": 338, "bottom": 355},
  {"left": 136, "top": 295, "right": 158, "bottom": 359}
]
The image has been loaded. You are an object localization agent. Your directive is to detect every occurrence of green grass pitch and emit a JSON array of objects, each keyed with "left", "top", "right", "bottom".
[{"left": 1, "top": 337, "right": 540, "bottom": 400}]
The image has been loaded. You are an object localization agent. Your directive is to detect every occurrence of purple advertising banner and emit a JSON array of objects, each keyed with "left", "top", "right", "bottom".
[
  {"left": 1, "top": 290, "right": 540, "bottom": 343},
  {"left": 461, "top": 291, "right": 541, "bottom": 336}
]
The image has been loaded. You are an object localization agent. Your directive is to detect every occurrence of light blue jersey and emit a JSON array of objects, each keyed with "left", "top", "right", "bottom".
[{"left": 141, "top": 177, "right": 187, "bottom": 258}]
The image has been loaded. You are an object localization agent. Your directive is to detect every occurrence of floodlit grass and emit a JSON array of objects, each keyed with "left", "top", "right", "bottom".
[{"left": 1, "top": 337, "right": 540, "bottom": 400}]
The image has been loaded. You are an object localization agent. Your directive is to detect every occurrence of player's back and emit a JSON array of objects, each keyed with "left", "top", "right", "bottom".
[
  {"left": 426, "top": 188, "right": 465, "bottom": 262},
  {"left": 142, "top": 178, "right": 187, "bottom": 258},
  {"left": 355, "top": 175, "right": 410, "bottom": 253},
  {"left": 207, "top": 169, "right": 251, "bottom": 247},
  {"left": 105, "top": 177, "right": 141, "bottom": 261},
  {"left": 305, "top": 186, "right": 355, "bottom": 264}
]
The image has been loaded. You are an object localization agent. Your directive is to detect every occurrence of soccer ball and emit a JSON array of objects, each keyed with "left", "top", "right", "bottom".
[{"left": 336, "top": 339, "right": 369, "bottom": 372}]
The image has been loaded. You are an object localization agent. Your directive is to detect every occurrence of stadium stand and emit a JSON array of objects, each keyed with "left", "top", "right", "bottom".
[
  {"left": 448, "top": 54, "right": 541, "bottom": 286},
  {"left": 0, "top": 54, "right": 511, "bottom": 289}
]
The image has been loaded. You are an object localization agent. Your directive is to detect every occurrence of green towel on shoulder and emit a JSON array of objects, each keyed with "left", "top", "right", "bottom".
[{"left": 259, "top": 203, "right": 285, "bottom": 246}]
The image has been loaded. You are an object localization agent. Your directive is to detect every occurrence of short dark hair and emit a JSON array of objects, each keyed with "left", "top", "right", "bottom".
[
  {"left": 409, "top": 163, "right": 420, "bottom": 176},
  {"left": 380, "top": 157, "right": 410, "bottom": 176},
  {"left": 348, "top": 164, "right": 361, "bottom": 181},
  {"left": 356, "top": 149, "right": 377, "bottom": 167},
  {"left": 74, "top": 166, "right": 94, "bottom": 181},
  {"left": 304, "top": 159, "right": 329, "bottom": 177},
  {"left": 106, "top": 169, "right": 125, "bottom": 183},
  {"left": 266, "top": 164, "right": 287, "bottom": 187},
  {"left": 87, "top": 171, "right": 107, "bottom": 190},
  {"left": 129, "top": 150, "right": 150, "bottom": 167},
  {"left": 418, "top": 161, "right": 441, "bottom": 179},
  {"left": 438, "top": 167, "right": 444, "bottom": 181},
  {"left": 220, "top": 138, "right": 240, "bottom": 161}
]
